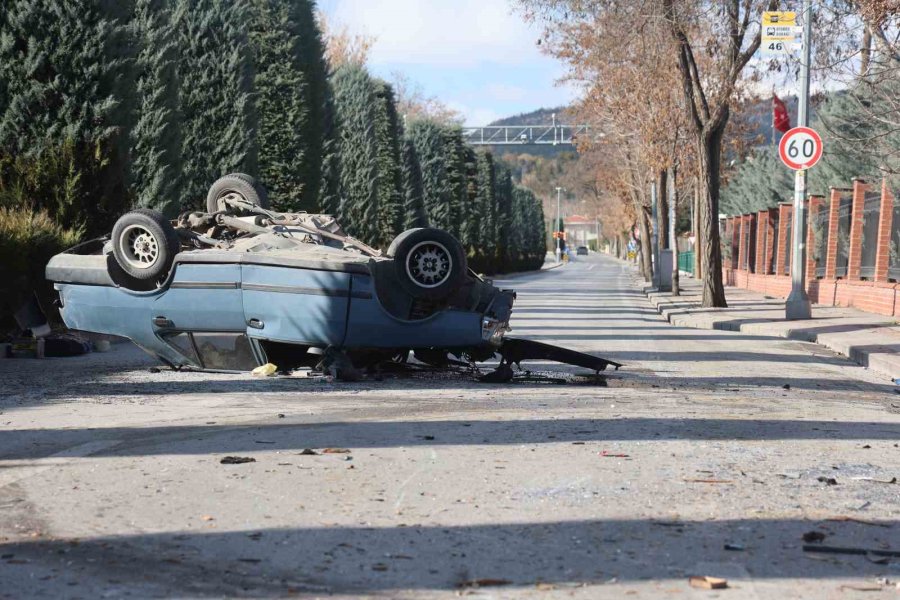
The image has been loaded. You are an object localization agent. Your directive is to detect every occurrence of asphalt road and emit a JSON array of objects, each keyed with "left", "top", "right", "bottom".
[{"left": 1, "top": 254, "right": 898, "bottom": 599}]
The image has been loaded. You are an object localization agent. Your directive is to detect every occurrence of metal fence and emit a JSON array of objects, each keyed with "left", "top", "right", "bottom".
[
  {"left": 891, "top": 190, "right": 900, "bottom": 281},
  {"left": 678, "top": 251, "right": 695, "bottom": 273},
  {"left": 783, "top": 212, "right": 792, "bottom": 276},
  {"left": 860, "top": 191, "right": 881, "bottom": 278},
  {"left": 770, "top": 214, "right": 779, "bottom": 274},
  {"left": 813, "top": 201, "right": 829, "bottom": 278},
  {"left": 835, "top": 193, "right": 852, "bottom": 278}
]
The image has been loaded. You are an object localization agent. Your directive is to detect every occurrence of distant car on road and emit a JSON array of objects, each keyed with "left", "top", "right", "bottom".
[{"left": 576, "top": 246, "right": 589, "bottom": 256}]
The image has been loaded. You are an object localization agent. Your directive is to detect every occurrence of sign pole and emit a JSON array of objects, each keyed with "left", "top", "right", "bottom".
[
  {"left": 555, "top": 186, "right": 562, "bottom": 264},
  {"left": 651, "top": 182, "right": 660, "bottom": 288},
  {"left": 786, "top": 0, "right": 812, "bottom": 319}
]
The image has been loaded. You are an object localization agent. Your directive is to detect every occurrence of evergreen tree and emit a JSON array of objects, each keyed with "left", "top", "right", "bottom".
[
  {"left": 0, "top": 0, "right": 133, "bottom": 232},
  {"left": 249, "top": 0, "right": 328, "bottom": 212},
  {"left": 494, "top": 165, "right": 514, "bottom": 271},
  {"left": 812, "top": 87, "right": 887, "bottom": 193},
  {"left": 372, "top": 80, "right": 403, "bottom": 246},
  {"left": 473, "top": 150, "right": 497, "bottom": 269},
  {"left": 131, "top": 0, "right": 182, "bottom": 215},
  {"left": 720, "top": 148, "right": 793, "bottom": 216},
  {"left": 441, "top": 126, "right": 468, "bottom": 240},
  {"left": 408, "top": 120, "right": 454, "bottom": 231},
  {"left": 174, "top": 0, "right": 256, "bottom": 209},
  {"left": 400, "top": 137, "right": 427, "bottom": 229},
  {"left": 330, "top": 64, "right": 379, "bottom": 244}
]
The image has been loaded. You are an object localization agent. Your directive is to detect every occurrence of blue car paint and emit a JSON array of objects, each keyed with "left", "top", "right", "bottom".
[
  {"left": 56, "top": 260, "right": 487, "bottom": 368},
  {"left": 344, "top": 273, "right": 483, "bottom": 348}
]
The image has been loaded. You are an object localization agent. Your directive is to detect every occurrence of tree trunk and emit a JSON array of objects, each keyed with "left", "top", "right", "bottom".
[
  {"left": 698, "top": 128, "right": 727, "bottom": 307},
  {"left": 860, "top": 26, "right": 872, "bottom": 80},
  {"left": 670, "top": 165, "right": 680, "bottom": 296},
  {"left": 638, "top": 206, "right": 653, "bottom": 281},
  {"left": 657, "top": 169, "right": 669, "bottom": 250},
  {"left": 693, "top": 177, "right": 702, "bottom": 280}
]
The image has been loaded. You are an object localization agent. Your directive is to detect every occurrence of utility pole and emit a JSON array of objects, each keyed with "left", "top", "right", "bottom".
[
  {"left": 786, "top": 0, "right": 813, "bottom": 320},
  {"left": 555, "top": 186, "right": 563, "bottom": 264}
]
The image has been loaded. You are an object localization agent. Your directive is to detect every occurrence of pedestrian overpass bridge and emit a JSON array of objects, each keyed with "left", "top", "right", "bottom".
[{"left": 461, "top": 124, "right": 588, "bottom": 146}]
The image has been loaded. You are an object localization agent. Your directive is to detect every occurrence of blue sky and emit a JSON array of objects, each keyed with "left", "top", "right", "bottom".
[{"left": 317, "top": 0, "right": 578, "bottom": 125}]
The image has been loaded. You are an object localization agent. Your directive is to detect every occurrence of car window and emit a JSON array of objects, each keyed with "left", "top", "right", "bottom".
[
  {"left": 192, "top": 333, "right": 256, "bottom": 371},
  {"left": 164, "top": 332, "right": 199, "bottom": 365}
]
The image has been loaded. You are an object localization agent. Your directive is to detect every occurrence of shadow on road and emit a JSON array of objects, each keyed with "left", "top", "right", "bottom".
[{"left": 1, "top": 517, "right": 896, "bottom": 596}]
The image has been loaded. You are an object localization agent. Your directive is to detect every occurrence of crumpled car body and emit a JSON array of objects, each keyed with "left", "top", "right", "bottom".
[
  {"left": 47, "top": 234, "right": 515, "bottom": 373},
  {"left": 46, "top": 173, "right": 619, "bottom": 378}
]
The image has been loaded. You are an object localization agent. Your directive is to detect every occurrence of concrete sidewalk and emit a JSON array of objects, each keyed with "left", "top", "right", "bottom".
[{"left": 639, "top": 273, "right": 900, "bottom": 381}]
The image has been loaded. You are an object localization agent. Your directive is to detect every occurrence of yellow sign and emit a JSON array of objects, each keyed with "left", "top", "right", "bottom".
[{"left": 763, "top": 11, "right": 796, "bottom": 26}]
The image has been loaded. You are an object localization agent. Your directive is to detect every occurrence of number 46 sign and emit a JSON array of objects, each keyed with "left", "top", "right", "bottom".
[{"left": 779, "top": 126, "right": 823, "bottom": 170}]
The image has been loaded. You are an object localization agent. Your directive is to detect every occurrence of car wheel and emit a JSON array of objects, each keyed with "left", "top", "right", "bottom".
[
  {"left": 111, "top": 209, "right": 180, "bottom": 284},
  {"left": 206, "top": 174, "right": 270, "bottom": 214},
  {"left": 388, "top": 228, "right": 466, "bottom": 300}
]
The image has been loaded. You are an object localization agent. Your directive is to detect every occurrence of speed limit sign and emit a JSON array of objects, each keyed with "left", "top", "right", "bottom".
[{"left": 779, "top": 126, "right": 823, "bottom": 170}]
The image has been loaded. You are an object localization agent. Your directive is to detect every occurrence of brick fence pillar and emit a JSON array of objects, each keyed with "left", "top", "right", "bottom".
[
  {"left": 776, "top": 203, "right": 792, "bottom": 276},
  {"left": 847, "top": 179, "right": 869, "bottom": 280},
  {"left": 737, "top": 215, "right": 748, "bottom": 271},
  {"left": 806, "top": 195, "right": 824, "bottom": 279},
  {"left": 874, "top": 178, "right": 894, "bottom": 282},
  {"left": 755, "top": 210, "right": 769, "bottom": 273},
  {"left": 824, "top": 188, "right": 842, "bottom": 279}
]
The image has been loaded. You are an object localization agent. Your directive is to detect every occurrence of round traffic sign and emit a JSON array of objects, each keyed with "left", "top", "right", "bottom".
[{"left": 779, "top": 126, "right": 823, "bottom": 170}]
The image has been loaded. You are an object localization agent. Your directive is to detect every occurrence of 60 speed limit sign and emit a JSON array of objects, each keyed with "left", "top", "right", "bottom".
[{"left": 778, "top": 126, "right": 823, "bottom": 170}]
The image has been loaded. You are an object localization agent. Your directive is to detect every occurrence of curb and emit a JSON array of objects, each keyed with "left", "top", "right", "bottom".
[{"left": 627, "top": 268, "right": 900, "bottom": 382}]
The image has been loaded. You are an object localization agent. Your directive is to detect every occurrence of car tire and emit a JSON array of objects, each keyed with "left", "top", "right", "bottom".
[
  {"left": 388, "top": 228, "right": 467, "bottom": 300},
  {"left": 111, "top": 209, "right": 180, "bottom": 284},
  {"left": 205, "top": 174, "right": 270, "bottom": 214}
]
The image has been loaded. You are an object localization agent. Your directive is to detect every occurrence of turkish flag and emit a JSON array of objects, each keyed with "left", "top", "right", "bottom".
[{"left": 773, "top": 94, "right": 791, "bottom": 134}]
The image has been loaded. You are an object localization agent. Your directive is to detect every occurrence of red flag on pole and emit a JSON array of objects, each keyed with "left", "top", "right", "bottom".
[{"left": 772, "top": 94, "right": 791, "bottom": 134}]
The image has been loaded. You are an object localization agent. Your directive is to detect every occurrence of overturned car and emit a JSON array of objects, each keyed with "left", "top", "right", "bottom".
[{"left": 46, "top": 174, "right": 620, "bottom": 380}]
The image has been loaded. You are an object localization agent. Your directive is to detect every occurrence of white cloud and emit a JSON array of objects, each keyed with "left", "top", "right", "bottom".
[{"left": 321, "top": 0, "right": 545, "bottom": 67}]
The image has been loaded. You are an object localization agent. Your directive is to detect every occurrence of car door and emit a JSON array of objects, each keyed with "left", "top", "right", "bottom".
[{"left": 241, "top": 264, "right": 350, "bottom": 347}]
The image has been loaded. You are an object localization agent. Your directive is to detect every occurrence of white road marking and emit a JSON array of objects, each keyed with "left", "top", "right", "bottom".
[{"left": 0, "top": 440, "right": 120, "bottom": 489}]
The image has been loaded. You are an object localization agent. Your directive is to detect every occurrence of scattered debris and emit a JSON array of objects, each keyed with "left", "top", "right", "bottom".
[
  {"left": 418, "top": 435, "right": 435, "bottom": 441},
  {"left": 298, "top": 449, "right": 318, "bottom": 456},
  {"left": 251, "top": 363, "right": 278, "bottom": 377},
  {"left": 724, "top": 543, "right": 745, "bottom": 551},
  {"left": 599, "top": 450, "right": 629, "bottom": 458},
  {"left": 688, "top": 576, "right": 728, "bottom": 590},
  {"left": 323, "top": 448, "right": 351, "bottom": 454},
  {"left": 684, "top": 479, "right": 733, "bottom": 484},
  {"left": 839, "top": 583, "right": 886, "bottom": 592},
  {"left": 866, "top": 553, "right": 891, "bottom": 565},
  {"left": 777, "top": 472, "right": 802, "bottom": 480},
  {"left": 826, "top": 516, "right": 891, "bottom": 527},
  {"left": 851, "top": 476, "right": 897, "bottom": 484},
  {"left": 371, "top": 563, "right": 389, "bottom": 572},
  {"left": 802, "top": 545, "right": 900, "bottom": 558},
  {"left": 201, "top": 515, "right": 214, "bottom": 521},
  {"left": 802, "top": 531, "right": 826, "bottom": 543},
  {"left": 782, "top": 383, "right": 791, "bottom": 390},
  {"left": 457, "top": 578, "right": 513, "bottom": 589},
  {"left": 277, "top": 413, "right": 285, "bottom": 419},
  {"left": 817, "top": 476, "right": 838, "bottom": 485},
  {"left": 220, "top": 456, "right": 256, "bottom": 464}
]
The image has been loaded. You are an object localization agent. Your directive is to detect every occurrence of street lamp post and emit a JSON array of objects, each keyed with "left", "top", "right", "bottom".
[
  {"left": 786, "top": 0, "right": 813, "bottom": 320},
  {"left": 555, "top": 186, "right": 563, "bottom": 263}
]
